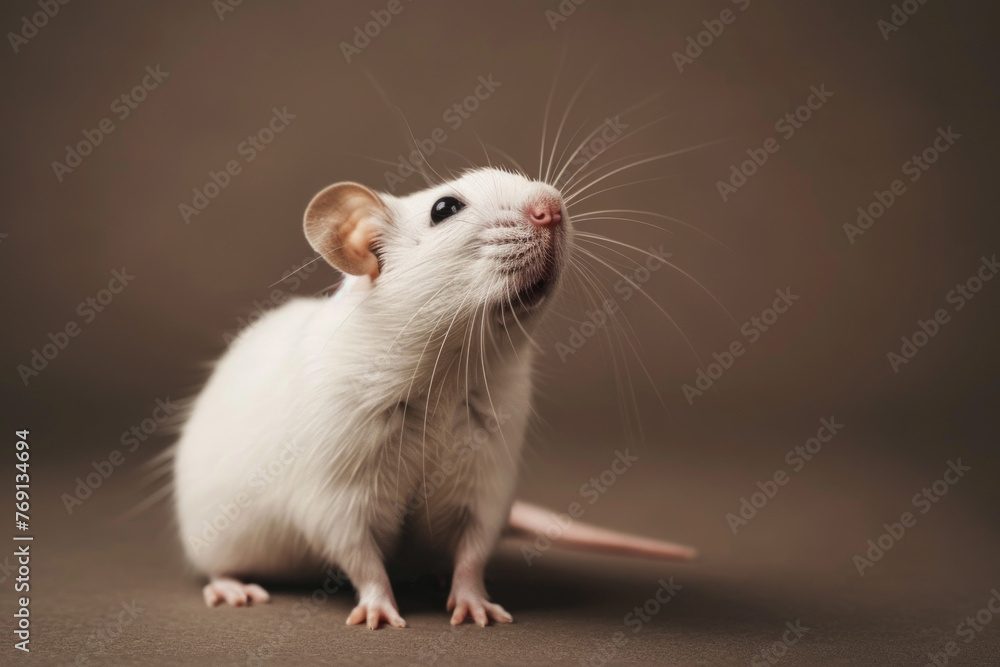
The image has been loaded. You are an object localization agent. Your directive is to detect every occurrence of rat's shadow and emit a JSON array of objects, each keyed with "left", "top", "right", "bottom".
[{"left": 255, "top": 551, "right": 868, "bottom": 633}]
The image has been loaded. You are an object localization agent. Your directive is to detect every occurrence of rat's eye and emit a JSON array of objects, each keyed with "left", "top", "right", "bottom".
[{"left": 430, "top": 196, "right": 465, "bottom": 225}]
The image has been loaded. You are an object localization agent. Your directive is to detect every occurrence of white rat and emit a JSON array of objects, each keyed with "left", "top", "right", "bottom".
[{"left": 173, "top": 167, "right": 695, "bottom": 629}]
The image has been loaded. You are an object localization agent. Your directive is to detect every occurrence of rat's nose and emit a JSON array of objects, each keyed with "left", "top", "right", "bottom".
[{"left": 527, "top": 199, "right": 562, "bottom": 227}]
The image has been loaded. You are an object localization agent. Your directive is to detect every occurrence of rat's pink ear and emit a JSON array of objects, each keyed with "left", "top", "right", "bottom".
[{"left": 303, "top": 182, "right": 388, "bottom": 280}]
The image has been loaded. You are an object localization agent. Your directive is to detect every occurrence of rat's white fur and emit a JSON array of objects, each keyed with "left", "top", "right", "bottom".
[{"left": 173, "top": 168, "right": 570, "bottom": 627}]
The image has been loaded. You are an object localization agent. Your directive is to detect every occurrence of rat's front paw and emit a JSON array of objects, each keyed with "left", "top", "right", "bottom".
[
  {"left": 346, "top": 596, "right": 406, "bottom": 630},
  {"left": 447, "top": 590, "right": 513, "bottom": 627}
]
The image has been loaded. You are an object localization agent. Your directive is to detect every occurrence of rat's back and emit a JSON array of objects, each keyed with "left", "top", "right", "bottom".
[{"left": 172, "top": 292, "right": 335, "bottom": 576}]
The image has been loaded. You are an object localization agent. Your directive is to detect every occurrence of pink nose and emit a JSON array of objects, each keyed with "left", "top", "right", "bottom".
[{"left": 527, "top": 200, "right": 562, "bottom": 227}]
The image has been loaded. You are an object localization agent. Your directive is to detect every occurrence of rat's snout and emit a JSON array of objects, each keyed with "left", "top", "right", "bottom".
[{"left": 526, "top": 198, "right": 562, "bottom": 227}]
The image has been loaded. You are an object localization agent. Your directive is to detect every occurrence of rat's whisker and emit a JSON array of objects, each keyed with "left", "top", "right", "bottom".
[
  {"left": 266, "top": 255, "right": 326, "bottom": 289},
  {"left": 570, "top": 208, "right": 732, "bottom": 251},
  {"left": 438, "top": 147, "right": 484, "bottom": 175},
  {"left": 546, "top": 117, "right": 594, "bottom": 186},
  {"left": 474, "top": 130, "right": 496, "bottom": 171},
  {"left": 394, "top": 107, "right": 442, "bottom": 189},
  {"left": 564, "top": 140, "right": 725, "bottom": 204},
  {"left": 420, "top": 289, "right": 473, "bottom": 534},
  {"left": 568, "top": 257, "right": 651, "bottom": 440},
  {"left": 504, "top": 283, "right": 546, "bottom": 354},
  {"left": 570, "top": 213, "right": 677, "bottom": 238},
  {"left": 399, "top": 302, "right": 463, "bottom": 538},
  {"left": 462, "top": 301, "right": 479, "bottom": 435},
  {"left": 479, "top": 305, "right": 515, "bottom": 465},
  {"left": 484, "top": 143, "right": 530, "bottom": 179},
  {"left": 545, "top": 64, "right": 601, "bottom": 184},
  {"left": 575, "top": 232, "right": 739, "bottom": 329},
  {"left": 499, "top": 286, "right": 523, "bottom": 363},
  {"left": 539, "top": 44, "right": 569, "bottom": 180},
  {"left": 566, "top": 176, "right": 679, "bottom": 208},
  {"left": 573, "top": 244, "right": 705, "bottom": 369},
  {"left": 558, "top": 110, "right": 675, "bottom": 191},
  {"left": 550, "top": 93, "right": 666, "bottom": 188}
]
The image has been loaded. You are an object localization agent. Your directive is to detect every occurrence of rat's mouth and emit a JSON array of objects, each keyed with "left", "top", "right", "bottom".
[
  {"left": 490, "top": 222, "right": 565, "bottom": 317},
  {"left": 501, "top": 252, "right": 560, "bottom": 315},
  {"left": 509, "top": 274, "right": 551, "bottom": 311}
]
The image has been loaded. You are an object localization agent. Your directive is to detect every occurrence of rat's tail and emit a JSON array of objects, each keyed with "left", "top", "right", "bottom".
[{"left": 504, "top": 500, "right": 697, "bottom": 562}]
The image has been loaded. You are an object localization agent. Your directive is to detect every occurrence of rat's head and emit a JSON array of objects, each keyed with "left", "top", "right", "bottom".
[{"left": 304, "top": 167, "right": 571, "bottom": 334}]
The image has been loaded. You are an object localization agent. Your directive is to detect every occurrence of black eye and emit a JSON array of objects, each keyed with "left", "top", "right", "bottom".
[{"left": 430, "top": 196, "right": 465, "bottom": 225}]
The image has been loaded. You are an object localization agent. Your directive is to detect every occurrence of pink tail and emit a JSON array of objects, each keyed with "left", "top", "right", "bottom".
[{"left": 505, "top": 501, "right": 697, "bottom": 562}]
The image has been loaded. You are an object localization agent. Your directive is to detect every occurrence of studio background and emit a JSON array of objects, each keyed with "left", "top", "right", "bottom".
[{"left": 1, "top": 1, "right": 998, "bottom": 664}]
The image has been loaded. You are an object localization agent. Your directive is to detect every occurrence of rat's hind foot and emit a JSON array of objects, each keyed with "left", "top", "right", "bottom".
[{"left": 203, "top": 576, "right": 271, "bottom": 607}]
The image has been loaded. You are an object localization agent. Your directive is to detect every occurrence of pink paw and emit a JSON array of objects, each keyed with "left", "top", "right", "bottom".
[
  {"left": 447, "top": 591, "right": 513, "bottom": 627},
  {"left": 202, "top": 577, "right": 270, "bottom": 607},
  {"left": 346, "top": 597, "right": 406, "bottom": 630}
]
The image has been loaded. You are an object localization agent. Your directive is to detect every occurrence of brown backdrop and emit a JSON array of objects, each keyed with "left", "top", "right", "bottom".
[{"left": 1, "top": 1, "right": 998, "bottom": 664}]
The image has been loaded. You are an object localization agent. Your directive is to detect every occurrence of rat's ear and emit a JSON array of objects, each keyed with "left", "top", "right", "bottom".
[{"left": 303, "top": 182, "right": 388, "bottom": 280}]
